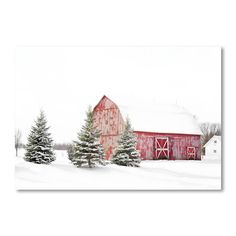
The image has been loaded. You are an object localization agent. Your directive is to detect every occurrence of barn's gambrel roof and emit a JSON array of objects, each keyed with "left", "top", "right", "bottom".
[{"left": 93, "top": 95, "right": 202, "bottom": 135}]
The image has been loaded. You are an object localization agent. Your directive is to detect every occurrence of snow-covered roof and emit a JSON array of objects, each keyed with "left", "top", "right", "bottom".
[
  {"left": 120, "top": 104, "right": 202, "bottom": 135},
  {"left": 203, "top": 135, "right": 221, "bottom": 148},
  {"left": 94, "top": 95, "right": 202, "bottom": 135}
]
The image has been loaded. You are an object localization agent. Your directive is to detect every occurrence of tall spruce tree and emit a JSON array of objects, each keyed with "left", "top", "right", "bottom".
[
  {"left": 24, "top": 110, "right": 55, "bottom": 164},
  {"left": 71, "top": 107, "right": 105, "bottom": 168},
  {"left": 111, "top": 118, "right": 141, "bottom": 167}
]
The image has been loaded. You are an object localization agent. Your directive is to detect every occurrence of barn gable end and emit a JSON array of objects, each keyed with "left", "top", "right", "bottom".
[
  {"left": 93, "top": 95, "right": 125, "bottom": 159},
  {"left": 203, "top": 135, "right": 221, "bottom": 157}
]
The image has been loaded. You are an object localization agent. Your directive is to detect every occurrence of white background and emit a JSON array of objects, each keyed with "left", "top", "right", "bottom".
[
  {"left": 15, "top": 46, "right": 220, "bottom": 143},
  {"left": 0, "top": 1, "right": 234, "bottom": 236}
]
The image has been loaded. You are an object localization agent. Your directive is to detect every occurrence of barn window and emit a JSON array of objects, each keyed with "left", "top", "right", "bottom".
[
  {"left": 213, "top": 150, "right": 217, "bottom": 153},
  {"left": 214, "top": 140, "right": 217, "bottom": 144},
  {"left": 187, "top": 147, "right": 196, "bottom": 159}
]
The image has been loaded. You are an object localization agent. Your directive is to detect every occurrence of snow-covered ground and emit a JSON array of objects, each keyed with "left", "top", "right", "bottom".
[{"left": 15, "top": 149, "right": 221, "bottom": 190}]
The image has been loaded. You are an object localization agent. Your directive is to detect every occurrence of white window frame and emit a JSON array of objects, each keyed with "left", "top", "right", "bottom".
[{"left": 187, "top": 146, "right": 196, "bottom": 159}]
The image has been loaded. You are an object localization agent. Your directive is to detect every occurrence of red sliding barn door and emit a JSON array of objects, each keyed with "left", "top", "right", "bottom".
[{"left": 155, "top": 137, "right": 169, "bottom": 159}]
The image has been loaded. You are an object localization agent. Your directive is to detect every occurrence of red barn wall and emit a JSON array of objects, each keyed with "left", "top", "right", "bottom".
[
  {"left": 93, "top": 96, "right": 201, "bottom": 161},
  {"left": 134, "top": 131, "right": 201, "bottom": 160},
  {"left": 93, "top": 96, "right": 125, "bottom": 159}
]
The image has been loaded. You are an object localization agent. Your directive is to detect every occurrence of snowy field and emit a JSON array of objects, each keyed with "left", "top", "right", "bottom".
[{"left": 15, "top": 149, "right": 221, "bottom": 190}]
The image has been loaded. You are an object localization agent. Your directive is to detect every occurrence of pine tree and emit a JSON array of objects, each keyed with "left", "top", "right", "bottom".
[
  {"left": 111, "top": 118, "right": 141, "bottom": 167},
  {"left": 24, "top": 110, "right": 55, "bottom": 164},
  {"left": 71, "top": 107, "right": 105, "bottom": 168},
  {"left": 67, "top": 143, "right": 76, "bottom": 162}
]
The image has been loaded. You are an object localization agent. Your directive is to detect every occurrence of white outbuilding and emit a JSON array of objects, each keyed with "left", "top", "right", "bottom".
[{"left": 203, "top": 135, "right": 221, "bottom": 158}]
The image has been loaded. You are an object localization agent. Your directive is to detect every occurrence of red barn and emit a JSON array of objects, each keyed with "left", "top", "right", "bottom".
[{"left": 93, "top": 95, "right": 202, "bottom": 160}]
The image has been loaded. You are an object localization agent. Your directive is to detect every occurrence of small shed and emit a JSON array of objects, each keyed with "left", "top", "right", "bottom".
[
  {"left": 93, "top": 95, "right": 202, "bottom": 160},
  {"left": 203, "top": 135, "right": 221, "bottom": 157}
]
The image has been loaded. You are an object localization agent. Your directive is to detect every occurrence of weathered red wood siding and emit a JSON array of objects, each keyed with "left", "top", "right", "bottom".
[
  {"left": 93, "top": 95, "right": 201, "bottom": 160},
  {"left": 134, "top": 131, "right": 201, "bottom": 160},
  {"left": 93, "top": 96, "right": 125, "bottom": 159}
]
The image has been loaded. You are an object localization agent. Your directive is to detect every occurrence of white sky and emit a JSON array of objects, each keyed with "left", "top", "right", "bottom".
[{"left": 15, "top": 46, "right": 221, "bottom": 143}]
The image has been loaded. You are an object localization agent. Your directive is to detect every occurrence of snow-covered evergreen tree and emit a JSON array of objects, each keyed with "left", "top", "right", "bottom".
[
  {"left": 71, "top": 107, "right": 105, "bottom": 168},
  {"left": 67, "top": 143, "right": 76, "bottom": 162},
  {"left": 24, "top": 110, "right": 55, "bottom": 164},
  {"left": 111, "top": 118, "right": 141, "bottom": 167}
]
